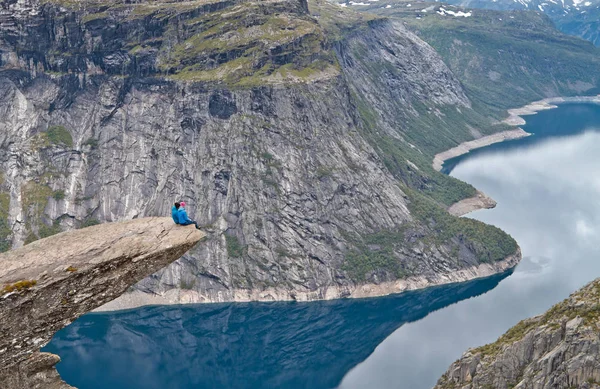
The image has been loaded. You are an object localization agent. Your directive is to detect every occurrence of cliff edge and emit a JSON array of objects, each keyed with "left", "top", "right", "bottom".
[
  {"left": 435, "top": 278, "right": 600, "bottom": 389},
  {"left": 0, "top": 217, "right": 205, "bottom": 389}
]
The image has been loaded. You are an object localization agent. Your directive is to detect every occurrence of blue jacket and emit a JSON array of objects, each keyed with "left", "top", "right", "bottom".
[
  {"left": 177, "top": 208, "right": 191, "bottom": 224},
  {"left": 171, "top": 206, "right": 180, "bottom": 224}
]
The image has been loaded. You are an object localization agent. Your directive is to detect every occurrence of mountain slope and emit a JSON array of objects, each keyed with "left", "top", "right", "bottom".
[
  {"left": 342, "top": 0, "right": 600, "bottom": 116},
  {"left": 339, "top": 0, "right": 600, "bottom": 46},
  {"left": 435, "top": 277, "right": 600, "bottom": 389},
  {"left": 0, "top": 0, "right": 521, "bottom": 304}
]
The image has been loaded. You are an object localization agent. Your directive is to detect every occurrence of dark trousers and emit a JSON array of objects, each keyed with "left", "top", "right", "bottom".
[{"left": 180, "top": 220, "right": 199, "bottom": 229}]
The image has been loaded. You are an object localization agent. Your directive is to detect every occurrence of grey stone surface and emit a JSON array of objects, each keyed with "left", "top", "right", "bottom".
[{"left": 435, "top": 278, "right": 600, "bottom": 389}]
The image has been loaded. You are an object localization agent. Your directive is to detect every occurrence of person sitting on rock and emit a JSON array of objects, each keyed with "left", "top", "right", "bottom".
[
  {"left": 177, "top": 202, "right": 200, "bottom": 230},
  {"left": 172, "top": 202, "right": 181, "bottom": 224}
]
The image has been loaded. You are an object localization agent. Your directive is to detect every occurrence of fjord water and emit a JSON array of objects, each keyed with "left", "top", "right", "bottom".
[
  {"left": 45, "top": 102, "right": 600, "bottom": 389},
  {"left": 43, "top": 275, "right": 509, "bottom": 389}
]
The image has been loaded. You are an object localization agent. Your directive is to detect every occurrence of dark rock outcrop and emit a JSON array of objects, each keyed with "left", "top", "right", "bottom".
[{"left": 0, "top": 217, "right": 205, "bottom": 389}]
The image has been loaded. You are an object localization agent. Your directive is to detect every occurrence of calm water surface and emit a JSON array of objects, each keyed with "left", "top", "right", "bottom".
[{"left": 45, "top": 102, "right": 600, "bottom": 389}]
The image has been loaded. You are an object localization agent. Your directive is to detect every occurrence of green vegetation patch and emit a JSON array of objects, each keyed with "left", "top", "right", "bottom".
[
  {"left": 0, "top": 192, "right": 11, "bottom": 253},
  {"left": 24, "top": 234, "right": 37, "bottom": 245},
  {"left": 342, "top": 229, "right": 409, "bottom": 281},
  {"left": 21, "top": 182, "right": 64, "bottom": 242},
  {"left": 82, "top": 11, "right": 108, "bottom": 23},
  {"left": 308, "top": 0, "right": 381, "bottom": 42},
  {"left": 341, "top": 193, "right": 517, "bottom": 282},
  {"left": 39, "top": 220, "right": 62, "bottom": 239},
  {"left": 159, "top": 2, "right": 338, "bottom": 86},
  {"left": 22, "top": 182, "right": 53, "bottom": 216},
  {"left": 171, "top": 12, "right": 317, "bottom": 56},
  {"left": 81, "top": 218, "right": 101, "bottom": 228},
  {"left": 32, "top": 126, "right": 73, "bottom": 149},
  {"left": 352, "top": 90, "right": 478, "bottom": 206},
  {"left": 24, "top": 220, "right": 63, "bottom": 244},
  {"left": 2, "top": 280, "right": 37, "bottom": 294},
  {"left": 83, "top": 138, "right": 99, "bottom": 149},
  {"left": 180, "top": 278, "right": 196, "bottom": 290},
  {"left": 46, "top": 125, "right": 73, "bottom": 148},
  {"left": 52, "top": 190, "right": 66, "bottom": 201},
  {"left": 408, "top": 189, "right": 518, "bottom": 263},
  {"left": 167, "top": 47, "right": 338, "bottom": 87},
  {"left": 226, "top": 234, "right": 246, "bottom": 258}
]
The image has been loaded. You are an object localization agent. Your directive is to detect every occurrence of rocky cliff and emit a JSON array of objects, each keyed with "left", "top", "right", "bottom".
[
  {"left": 0, "top": 217, "right": 204, "bottom": 389},
  {"left": 0, "top": 0, "right": 520, "bottom": 306},
  {"left": 435, "top": 278, "right": 600, "bottom": 389}
]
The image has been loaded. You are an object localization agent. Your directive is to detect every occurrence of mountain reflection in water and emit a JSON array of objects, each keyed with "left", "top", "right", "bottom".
[{"left": 44, "top": 272, "right": 509, "bottom": 389}]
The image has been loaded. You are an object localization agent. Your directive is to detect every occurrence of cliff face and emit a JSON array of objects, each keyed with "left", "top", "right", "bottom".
[
  {"left": 0, "top": 217, "right": 204, "bottom": 389},
  {"left": 435, "top": 278, "right": 600, "bottom": 389},
  {"left": 0, "top": 0, "right": 520, "bottom": 305}
]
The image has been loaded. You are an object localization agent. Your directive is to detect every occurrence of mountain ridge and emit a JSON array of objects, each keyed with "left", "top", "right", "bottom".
[{"left": 437, "top": 0, "right": 600, "bottom": 45}]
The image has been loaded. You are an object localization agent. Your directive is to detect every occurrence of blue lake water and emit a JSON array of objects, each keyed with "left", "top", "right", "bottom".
[{"left": 45, "top": 102, "right": 600, "bottom": 389}]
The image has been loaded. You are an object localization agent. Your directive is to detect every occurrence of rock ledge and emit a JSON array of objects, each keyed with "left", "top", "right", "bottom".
[{"left": 0, "top": 217, "right": 204, "bottom": 389}]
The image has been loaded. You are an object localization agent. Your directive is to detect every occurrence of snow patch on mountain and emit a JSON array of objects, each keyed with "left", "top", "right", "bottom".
[{"left": 437, "top": 6, "right": 473, "bottom": 15}]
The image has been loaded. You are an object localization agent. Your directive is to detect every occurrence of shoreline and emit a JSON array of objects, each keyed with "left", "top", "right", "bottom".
[
  {"left": 503, "top": 95, "right": 600, "bottom": 126},
  {"left": 96, "top": 248, "right": 521, "bottom": 312},
  {"left": 447, "top": 190, "right": 496, "bottom": 217},
  {"left": 437, "top": 94, "right": 600, "bottom": 215},
  {"left": 432, "top": 128, "right": 531, "bottom": 172},
  {"left": 433, "top": 95, "right": 600, "bottom": 172}
]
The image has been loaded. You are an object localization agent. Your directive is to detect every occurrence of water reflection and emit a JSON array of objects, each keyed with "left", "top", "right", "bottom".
[
  {"left": 44, "top": 272, "right": 510, "bottom": 389},
  {"left": 340, "top": 106, "right": 600, "bottom": 389}
]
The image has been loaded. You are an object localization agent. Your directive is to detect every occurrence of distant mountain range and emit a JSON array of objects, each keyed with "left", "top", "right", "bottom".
[
  {"left": 441, "top": 0, "right": 600, "bottom": 45},
  {"left": 337, "top": 0, "right": 600, "bottom": 45}
]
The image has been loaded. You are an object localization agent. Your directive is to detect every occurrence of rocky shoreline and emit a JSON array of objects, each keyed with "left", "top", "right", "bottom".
[
  {"left": 98, "top": 248, "right": 521, "bottom": 311},
  {"left": 435, "top": 95, "right": 600, "bottom": 217},
  {"left": 447, "top": 190, "right": 497, "bottom": 217},
  {"left": 432, "top": 128, "right": 531, "bottom": 172},
  {"left": 503, "top": 95, "right": 600, "bottom": 126}
]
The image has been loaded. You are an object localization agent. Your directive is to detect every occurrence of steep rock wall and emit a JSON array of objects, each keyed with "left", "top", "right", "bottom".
[{"left": 0, "top": 0, "right": 520, "bottom": 305}]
